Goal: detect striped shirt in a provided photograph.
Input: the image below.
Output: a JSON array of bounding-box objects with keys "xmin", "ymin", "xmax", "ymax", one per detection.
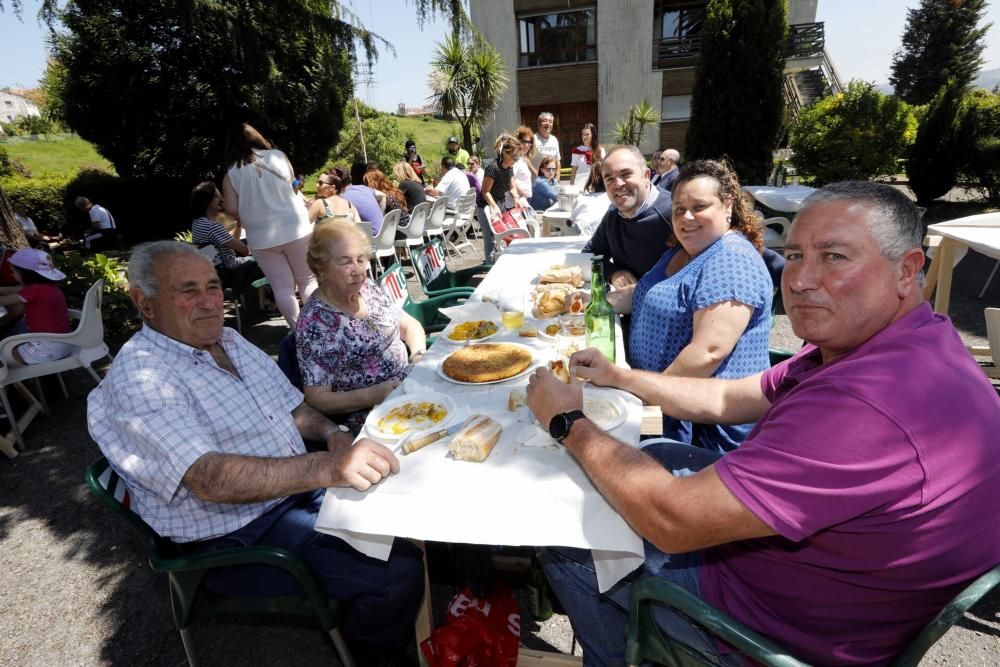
[
  {"xmin": 88, "ymin": 325, "xmax": 306, "ymax": 542},
  {"xmin": 191, "ymin": 216, "xmax": 239, "ymax": 269}
]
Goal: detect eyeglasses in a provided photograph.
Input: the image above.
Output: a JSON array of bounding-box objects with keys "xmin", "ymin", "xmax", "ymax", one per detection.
[
  {"xmin": 520, "ymin": 139, "xmax": 533, "ymax": 145},
  {"xmin": 542, "ymin": 167, "xmax": 557, "ymax": 172}
]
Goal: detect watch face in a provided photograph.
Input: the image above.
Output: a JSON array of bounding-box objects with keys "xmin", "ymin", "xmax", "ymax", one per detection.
[{"xmin": 548, "ymin": 413, "xmax": 569, "ymax": 441}]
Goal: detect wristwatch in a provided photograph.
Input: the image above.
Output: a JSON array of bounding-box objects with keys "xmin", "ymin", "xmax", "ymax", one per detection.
[{"xmin": 549, "ymin": 410, "xmax": 587, "ymax": 443}]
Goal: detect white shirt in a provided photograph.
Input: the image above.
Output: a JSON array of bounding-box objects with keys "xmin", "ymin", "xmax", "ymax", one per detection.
[
  {"xmin": 436, "ymin": 167, "xmax": 470, "ymax": 205},
  {"xmin": 88, "ymin": 325, "xmax": 306, "ymax": 542},
  {"xmin": 506, "ymin": 158, "xmax": 533, "ymax": 208},
  {"xmin": 89, "ymin": 204, "xmax": 115, "ymax": 230},
  {"xmin": 14, "ymin": 213, "xmax": 38, "ymax": 236},
  {"xmin": 571, "ymin": 192, "xmax": 612, "ymax": 238},
  {"xmin": 226, "ymin": 148, "xmax": 312, "ymax": 249},
  {"xmin": 533, "ymin": 132, "xmax": 561, "ymax": 170}
]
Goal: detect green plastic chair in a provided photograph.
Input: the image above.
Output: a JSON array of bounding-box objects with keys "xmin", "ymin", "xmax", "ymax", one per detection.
[
  {"xmin": 84, "ymin": 457, "xmax": 356, "ymax": 667},
  {"xmin": 625, "ymin": 564, "xmax": 1000, "ymax": 667},
  {"xmin": 376, "ymin": 262, "xmax": 471, "ymax": 337},
  {"xmin": 412, "ymin": 237, "xmax": 490, "ymax": 298}
]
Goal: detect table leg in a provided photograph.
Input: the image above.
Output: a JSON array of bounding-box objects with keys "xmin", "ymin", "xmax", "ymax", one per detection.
[{"xmin": 933, "ymin": 239, "xmax": 957, "ymax": 315}]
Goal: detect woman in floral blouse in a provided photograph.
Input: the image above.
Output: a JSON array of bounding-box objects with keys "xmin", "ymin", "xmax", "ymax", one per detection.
[{"xmin": 296, "ymin": 220, "xmax": 426, "ymax": 433}]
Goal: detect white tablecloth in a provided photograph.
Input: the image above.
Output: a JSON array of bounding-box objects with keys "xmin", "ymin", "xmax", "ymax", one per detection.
[
  {"xmin": 315, "ymin": 237, "xmax": 645, "ymax": 592},
  {"xmin": 927, "ymin": 213, "xmax": 1000, "ymax": 261},
  {"xmin": 743, "ymin": 184, "xmax": 817, "ymax": 213}
]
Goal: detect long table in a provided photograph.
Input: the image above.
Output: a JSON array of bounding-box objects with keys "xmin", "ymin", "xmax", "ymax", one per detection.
[{"xmin": 315, "ymin": 237, "xmax": 646, "ymax": 663}]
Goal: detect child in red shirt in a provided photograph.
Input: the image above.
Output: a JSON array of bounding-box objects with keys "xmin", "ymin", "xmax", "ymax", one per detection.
[{"xmin": 0, "ymin": 249, "xmax": 73, "ymax": 364}]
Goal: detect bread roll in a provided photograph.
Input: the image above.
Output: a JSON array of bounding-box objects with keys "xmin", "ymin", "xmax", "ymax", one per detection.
[
  {"xmin": 448, "ymin": 415, "xmax": 502, "ymax": 462},
  {"xmin": 539, "ymin": 265, "xmax": 584, "ymax": 287},
  {"xmin": 508, "ymin": 388, "xmax": 528, "ymax": 411},
  {"xmin": 549, "ymin": 359, "xmax": 570, "ymax": 383}
]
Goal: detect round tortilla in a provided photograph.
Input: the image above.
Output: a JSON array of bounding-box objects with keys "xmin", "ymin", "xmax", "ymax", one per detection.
[{"xmin": 442, "ymin": 343, "xmax": 533, "ymax": 383}]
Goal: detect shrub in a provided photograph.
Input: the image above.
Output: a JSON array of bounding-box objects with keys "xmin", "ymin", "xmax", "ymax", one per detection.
[
  {"xmin": 58, "ymin": 252, "xmax": 138, "ymax": 352},
  {"xmin": 790, "ymin": 81, "xmax": 916, "ymax": 185},
  {"xmin": 327, "ymin": 100, "xmax": 408, "ymax": 172},
  {"xmin": 906, "ymin": 81, "xmax": 971, "ymax": 205},
  {"xmin": 0, "ymin": 173, "xmax": 72, "ymax": 234},
  {"xmin": 962, "ymin": 88, "xmax": 1000, "ymax": 206}
]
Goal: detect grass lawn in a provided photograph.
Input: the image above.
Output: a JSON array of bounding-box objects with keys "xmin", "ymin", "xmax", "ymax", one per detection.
[
  {"xmin": 395, "ymin": 115, "xmax": 463, "ymax": 159},
  {"xmin": 1, "ymin": 134, "xmax": 115, "ymax": 177}
]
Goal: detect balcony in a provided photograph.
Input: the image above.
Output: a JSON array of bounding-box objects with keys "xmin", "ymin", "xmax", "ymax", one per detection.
[{"xmin": 652, "ymin": 21, "xmax": 825, "ymax": 70}]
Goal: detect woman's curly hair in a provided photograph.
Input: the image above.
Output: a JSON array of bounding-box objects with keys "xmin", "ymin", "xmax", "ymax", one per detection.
[{"xmin": 669, "ymin": 158, "xmax": 763, "ymax": 252}]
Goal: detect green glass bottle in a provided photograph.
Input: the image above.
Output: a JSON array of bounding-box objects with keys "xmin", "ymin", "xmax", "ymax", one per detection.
[{"xmin": 585, "ymin": 256, "xmax": 616, "ymax": 363}]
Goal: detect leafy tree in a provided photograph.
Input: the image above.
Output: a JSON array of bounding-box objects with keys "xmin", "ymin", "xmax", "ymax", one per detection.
[
  {"xmin": 685, "ymin": 0, "xmax": 787, "ymax": 183},
  {"xmin": 427, "ymin": 34, "xmax": 508, "ymax": 153},
  {"xmin": 611, "ymin": 100, "xmax": 661, "ymax": 147},
  {"xmin": 906, "ymin": 81, "xmax": 973, "ymax": 204},
  {"xmin": 963, "ymin": 88, "xmax": 1000, "ymax": 205},
  {"xmin": 328, "ymin": 99, "xmax": 408, "ymax": 173},
  {"xmin": 790, "ymin": 81, "xmax": 916, "ymax": 185},
  {"xmin": 890, "ymin": 0, "xmax": 991, "ymax": 106}
]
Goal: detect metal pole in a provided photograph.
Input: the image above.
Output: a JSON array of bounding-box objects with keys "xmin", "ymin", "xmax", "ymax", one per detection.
[{"xmin": 354, "ymin": 97, "xmax": 368, "ymax": 164}]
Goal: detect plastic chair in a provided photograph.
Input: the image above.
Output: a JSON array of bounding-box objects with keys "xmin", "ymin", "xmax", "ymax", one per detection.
[
  {"xmin": 424, "ymin": 197, "xmax": 448, "ymax": 242},
  {"xmin": 443, "ymin": 190, "xmax": 478, "ymax": 257},
  {"xmin": 762, "ymin": 217, "xmax": 790, "ymax": 249},
  {"xmin": 395, "ymin": 201, "xmax": 430, "ymax": 263},
  {"xmin": 0, "ymin": 279, "xmax": 110, "ymax": 452},
  {"xmin": 376, "ymin": 262, "xmax": 471, "ymax": 336},
  {"xmin": 84, "ymin": 457, "xmax": 356, "ymax": 667},
  {"xmin": 411, "ymin": 238, "xmax": 490, "ymax": 298},
  {"xmin": 625, "ymin": 564, "xmax": 1000, "ymax": 667},
  {"xmin": 371, "ymin": 209, "xmax": 400, "ymax": 275}
]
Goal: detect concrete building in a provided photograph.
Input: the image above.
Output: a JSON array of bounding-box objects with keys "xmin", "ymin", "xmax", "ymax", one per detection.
[
  {"xmin": 470, "ymin": 0, "xmax": 841, "ymax": 163},
  {"xmin": 0, "ymin": 89, "xmax": 41, "ymax": 125}
]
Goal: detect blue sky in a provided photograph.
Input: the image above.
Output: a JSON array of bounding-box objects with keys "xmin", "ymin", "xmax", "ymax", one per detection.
[{"xmin": 1, "ymin": 1, "xmax": 999, "ymax": 112}]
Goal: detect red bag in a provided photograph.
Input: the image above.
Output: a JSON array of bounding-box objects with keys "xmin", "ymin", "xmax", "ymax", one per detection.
[
  {"xmin": 420, "ymin": 582, "xmax": 521, "ymax": 667},
  {"xmin": 490, "ymin": 208, "xmax": 531, "ymax": 246},
  {"xmin": 0, "ymin": 247, "xmax": 19, "ymax": 286}
]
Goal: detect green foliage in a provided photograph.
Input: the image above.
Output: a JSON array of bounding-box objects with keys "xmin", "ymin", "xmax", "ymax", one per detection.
[
  {"xmin": 906, "ymin": 81, "xmax": 971, "ymax": 204},
  {"xmin": 58, "ymin": 251, "xmax": 138, "ymax": 352},
  {"xmin": 962, "ymin": 88, "xmax": 1000, "ymax": 205},
  {"xmin": 686, "ymin": 0, "xmax": 788, "ymax": 184},
  {"xmin": 790, "ymin": 81, "xmax": 916, "ymax": 185},
  {"xmin": 173, "ymin": 229, "xmax": 193, "ymax": 243},
  {"xmin": 611, "ymin": 100, "xmax": 660, "ymax": 147},
  {"xmin": 0, "ymin": 146, "xmax": 11, "ymax": 178},
  {"xmin": 890, "ymin": 0, "xmax": 990, "ymax": 106},
  {"xmin": 328, "ymin": 99, "xmax": 408, "ymax": 173},
  {"xmin": 52, "ymin": 0, "xmax": 358, "ymax": 179},
  {"xmin": 0, "ymin": 173, "xmax": 71, "ymax": 234},
  {"xmin": 14, "ymin": 115, "xmax": 57, "ymax": 136},
  {"xmin": 427, "ymin": 34, "xmax": 508, "ymax": 152}
]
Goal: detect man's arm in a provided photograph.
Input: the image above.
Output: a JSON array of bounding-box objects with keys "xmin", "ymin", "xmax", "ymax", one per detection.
[
  {"xmin": 291, "ymin": 400, "xmax": 353, "ymax": 448},
  {"xmin": 526, "ymin": 370, "xmax": 774, "ymax": 553},
  {"xmin": 570, "ymin": 347, "xmax": 771, "ymax": 426}
]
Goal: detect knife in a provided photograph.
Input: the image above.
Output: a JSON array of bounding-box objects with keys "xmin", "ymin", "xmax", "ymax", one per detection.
[{"xmin": 400, "ymin": 421, "xmax": 464, "ymax": 455}]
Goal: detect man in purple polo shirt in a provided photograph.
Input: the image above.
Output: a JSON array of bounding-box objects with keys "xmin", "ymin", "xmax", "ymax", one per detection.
[{"xmin": 527, "ymin": 181, "xmax": 1000, "ymax": 665}]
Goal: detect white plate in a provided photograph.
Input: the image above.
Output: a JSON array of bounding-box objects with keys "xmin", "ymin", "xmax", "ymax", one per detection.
[
  {"xmin": 536, "ymin": 319, "xmax": 562, "ymax": 342},
  {"xmin": 530, "ymin": 387, "xmax": 628, "ymax": 432},
  {"xmin": 439, "ymin": 319, "xmax": 501, "ymax": 345},
  {"xmin": 365, "ymin": 391, "xmax": 459, "ymax": 441},
  {"xmin": 437, "ymin": 343, "xmax": 538, "ymax": 385}
]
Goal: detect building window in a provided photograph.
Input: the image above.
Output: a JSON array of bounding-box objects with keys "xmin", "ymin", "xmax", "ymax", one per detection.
[
  {"xmin": 653, "ymin": 1, "xmax": 706, "ymax": 67},
  {"xmin": 518, "ymin": 9, "xmax": 596, "ymax": 68},
  {"xmin": 661, "ymin": 95, "xmax": 692, "ymax": 121}
]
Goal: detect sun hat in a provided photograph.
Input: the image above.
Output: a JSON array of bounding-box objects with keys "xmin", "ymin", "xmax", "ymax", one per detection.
[
  {"xmin": 447, "ymin": 136, "xmax": 459, "ymax": 144},
  {"xmin": 9, "ymin": 248, "xmax": 66, "ymax": 281}
]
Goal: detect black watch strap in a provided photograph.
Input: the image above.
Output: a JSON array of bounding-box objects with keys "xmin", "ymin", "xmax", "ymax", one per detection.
[{"xmin": 550, "ymin": 410, "xmax": 587, "ymax": 443}]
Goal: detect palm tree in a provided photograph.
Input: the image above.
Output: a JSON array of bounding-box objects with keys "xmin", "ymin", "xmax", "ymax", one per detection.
[
  {"xmin": 611, "ymin": 99, "xmax": 661, "ymax": 147},
  {"xmin": 427, "ymin": 34, "xmax": 508, "ymax": 153}
]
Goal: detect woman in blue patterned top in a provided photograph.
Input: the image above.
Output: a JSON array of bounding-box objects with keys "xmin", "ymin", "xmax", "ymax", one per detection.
[{"xmin": 628, "ymin": 160, "xmax": 773, "ymax": 452}]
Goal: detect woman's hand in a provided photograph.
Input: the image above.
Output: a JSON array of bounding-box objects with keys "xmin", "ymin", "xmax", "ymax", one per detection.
[
  {"xmin": 606, "ymin": 286, "xmax": 634, "ymax": 314},
  {"xmin": 489, "ymin": 204, "xmax": 502, "ymax": 220},
  {"xmin": 609, "ymin": 270, "xmax": 638, "ymax": 290}
]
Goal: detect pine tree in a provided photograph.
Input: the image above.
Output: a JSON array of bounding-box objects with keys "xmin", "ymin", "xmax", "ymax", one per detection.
[
  {"xmin": 685, "ymin": 0, "xmax": 787, "ymax": 184},
  {"xmin": 890, "ymin": 0, "xmax": 991, "ymax": 106}
]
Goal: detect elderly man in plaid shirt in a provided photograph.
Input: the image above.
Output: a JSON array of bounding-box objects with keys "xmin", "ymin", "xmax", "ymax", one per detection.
[{"xmin": 88, "ymin": 241, "xmax": 423, "ymax": 662}]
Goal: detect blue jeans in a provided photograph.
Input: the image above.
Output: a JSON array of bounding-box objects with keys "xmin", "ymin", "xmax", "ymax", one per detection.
[
  {"xmin": 187, "ymin": 489, "xmax": 424, "ymax": 648},
  {"xmin": 542, "ymin": 440, "xmax": 742, "ymax": 666}
]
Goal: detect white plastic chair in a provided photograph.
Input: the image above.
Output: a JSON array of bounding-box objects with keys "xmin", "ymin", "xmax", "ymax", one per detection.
[
  {"xmin": 985, "ymin": 308, "xmax": 1000, "ymax": 380},
  {"xmin": 443, "ymin": 190, "xmax": 477, "ymax": 256},
  {"xmin": 372, "ymin": 209, "xmax": 400, "ymax": 275},
  {"xmin": 425, "ymin": 197, "xmax": 448, "ymax": 242},
  {"xmin": 395, "ymin": 201, "xmax": 430, "ymax": 262},
  {"xmin": 762, "ymin": 217, "xmax": 791, "ymax": 248},
  {"xmin": 0, "ymin": 279, "xmax": 111, "ymax": 454}
]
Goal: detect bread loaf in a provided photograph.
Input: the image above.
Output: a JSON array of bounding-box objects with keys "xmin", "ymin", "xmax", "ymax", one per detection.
[
  {"xmin": 549, "ymin": 359, "xmax": 571, "ymax": 383},
  {"xmin": 539, "ymin": 264, "xmax": 584, "ymax": 287},
  {"xmin": 448, "ymin": 415, "xmax": 502, "ymax": 462}
]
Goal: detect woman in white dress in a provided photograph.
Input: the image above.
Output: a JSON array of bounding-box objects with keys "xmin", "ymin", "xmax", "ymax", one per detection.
[
  {"xmin": 508, "ymin": 126, "xmax": 536, "ymax": 208},
  {"xmin": 570, "ymin": 123, "xmax": 606, "ymax": 190}
]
